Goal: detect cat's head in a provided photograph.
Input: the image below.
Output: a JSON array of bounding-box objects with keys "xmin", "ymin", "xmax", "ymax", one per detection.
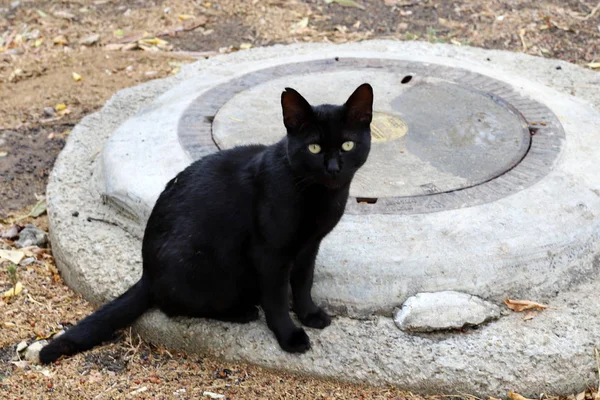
[{"xmin": 281, "ymin": 83, "xmax": 373, "ymax": 189}]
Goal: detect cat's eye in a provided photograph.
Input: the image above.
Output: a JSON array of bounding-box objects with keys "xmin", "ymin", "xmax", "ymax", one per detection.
[
  {"xmin": 342, "ymin": 141, "xmax": 355, "ymax": 151},
  {"xmin": 308, "ymin": 144, "xmax": 322, "ymax": 154}
]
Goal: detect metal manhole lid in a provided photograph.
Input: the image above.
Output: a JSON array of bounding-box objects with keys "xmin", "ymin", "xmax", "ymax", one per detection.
[{"xmin": 178, "ymin": 58, "xmax": 564, "ymax": 214}]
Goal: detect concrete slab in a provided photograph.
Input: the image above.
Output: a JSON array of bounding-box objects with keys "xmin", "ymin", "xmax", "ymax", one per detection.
[{"xmin": 47, "ymin": 40, "xmax": 600, "ymax": 396}]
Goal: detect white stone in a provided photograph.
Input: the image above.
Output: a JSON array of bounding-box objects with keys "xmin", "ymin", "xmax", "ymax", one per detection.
[
  {"xmin": 394, "ymin": 291, "xmax": 501, "ymax": 332},
  {"xmin": 25, "ymin": 340, "xmax": 48, "ymax": 363}
]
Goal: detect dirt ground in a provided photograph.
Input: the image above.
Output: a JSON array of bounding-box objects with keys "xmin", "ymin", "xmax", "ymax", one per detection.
[{"xmin": 0, "ymin": 0, "xmax": 599, "ymax": 398}]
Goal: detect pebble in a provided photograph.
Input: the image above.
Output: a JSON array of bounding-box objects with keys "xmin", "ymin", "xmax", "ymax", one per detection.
[
  {"xmin": 15, "ymin": 224, "xmax": 48, "ymax": 248},
  {"xmin": 394, "ymin": 291, "xmax": 501, "ymax": 333},
  {"xmin": 43, "ymin": 107, "xmax": 56, "ymax": 118},
  {"xmin": 25, "ymin": 340, "xmax": 48, "ymax": 363},
  {"xmin": 79, "ymin": 33, "xmax": 101, "ymax": 46},
  {"xmin": 1, "ymin": 224, "xmax": 19, "ymax": 239}
]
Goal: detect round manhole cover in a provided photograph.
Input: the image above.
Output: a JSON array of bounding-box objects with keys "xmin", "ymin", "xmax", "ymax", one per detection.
[{"xmin": 179, "ymin": 58, "xmax": 564, "ymax": 214}]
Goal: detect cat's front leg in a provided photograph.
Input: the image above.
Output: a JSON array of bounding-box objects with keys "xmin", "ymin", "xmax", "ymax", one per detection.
[
  {"xmin": 257, "ymin": 254, "xmax": 310, "ymax": 353},
  {"xmin": 291, "ymin": 242, "xmax": 332, "ymax": 329}
]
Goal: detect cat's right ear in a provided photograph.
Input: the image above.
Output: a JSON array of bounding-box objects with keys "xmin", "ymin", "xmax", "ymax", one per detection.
[{"xmin": 281, "ymin": 88, "xmax": 313, "ymax": 133}]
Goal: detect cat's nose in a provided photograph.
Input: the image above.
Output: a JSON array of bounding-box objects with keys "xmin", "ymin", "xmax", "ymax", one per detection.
[{"xmin": 326, "ymin": 158, "xmax": 341, "ymax": 176}]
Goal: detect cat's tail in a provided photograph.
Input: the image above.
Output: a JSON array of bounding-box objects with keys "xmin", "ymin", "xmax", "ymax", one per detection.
[{"xmin": 39, "ymin": 275, "xmax": 153, "ymax": 364}]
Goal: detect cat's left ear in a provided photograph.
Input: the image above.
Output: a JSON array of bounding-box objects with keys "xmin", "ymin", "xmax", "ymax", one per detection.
[{"xmin": 345, "ymin": 83, "xmax": 373, "ymax": 125}]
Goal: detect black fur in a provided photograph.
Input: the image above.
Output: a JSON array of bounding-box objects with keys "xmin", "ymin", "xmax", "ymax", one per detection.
[{"xmin": 39, "ymin": 83, "xmax": 373, "ymax": 364}]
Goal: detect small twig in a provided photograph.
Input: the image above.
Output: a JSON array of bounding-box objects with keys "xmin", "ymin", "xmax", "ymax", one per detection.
[
  {"xmin": 156, "ymin": 20, "xmax": 207, "ymax": 37},
  {"xmin": 26, "ymin": 293, "xmax": 45, "ymax": 308},
  {"xmin": 519, "ymin": 29, "xmax": 528, "ymax": 52},
  {"xmin": 573, "ymin": 1, "xmax": 600, "ymax": 20},
  {"xmin": 169, "ymin": 50, "xmax": 220, "ymax": 59}
]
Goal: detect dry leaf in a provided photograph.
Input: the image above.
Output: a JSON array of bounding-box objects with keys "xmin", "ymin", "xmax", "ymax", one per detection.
[
  {"xmin": 53, "ymin": 35, "xmax": 68, "ymax": 46},
  {"xmin": 140, "ymin": 37, "xmax": 168, "ymax": 46},
  {"xmin": 504, "ymin": 299, "xmax": 548, "ymax": 312},
  {"xmin": 178, "ymin": 14, "xmax": 194, "ymax": 20},
  {"xmin": 508, "ymin": 391, "xmax": 536, "ymax": 400},
  {"xmin": 240, "ymin": 43, "xmax": 252, "ymax": 50},
  {"xmin": 2, "ymin": 282, "xmax": 23, "ymax": 300},
  {"xmin": 35, "ymin": 329, "xmax": 62, "ymax": 341},
  {"xmin": 0, "ymin": 249, "xmax": 25, "ymax": 264},
  {"xmin": 28, "ymin": 198, "xmax": 47, "ymax": 217},
  {"xmin": 588, "ymin": 62, "xmax": 600, "ymax": 70},
  {"xmin": 291, "ymin": 17, "xmax": 309, "ymax": 32},
  {"xmin": 72, "ymin": 72, "xmax": 82, "ymax": 82},
  {"xmin": 55, "ymin": 103, "xmax": 67, "ymax": 111}
]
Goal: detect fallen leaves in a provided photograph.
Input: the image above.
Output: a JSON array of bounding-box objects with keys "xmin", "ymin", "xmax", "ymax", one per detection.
[
  {"xmin": 2, "ymin": 281, "xmax": 24, "ymax": 300},
  {"xmin": 290, "ymin": 17, "xmax": 310, "ymax": 33},
  {"xmin": 0, "ymin": 249, "xmax": 25, "ymax": 264},
  {"xmin": 508, "ymin": 391, "xmax": 535, "ymax": 400},
  {"xmin": 504, "ymin": 299, "xmax": 549, "ymax": 312},
  {"xmin": 72, "ymin": 72, "xmax": 82, "ymax": 82},
  {"xmin": 51, "ymin": 104, "xmax": 71, "ymax": 118},
  {"xmin": 14, "ymin": 197, "xmax": 48, "ymax": 221},
  {"xmin": 53, "ymin": 35, "xmax": 69, "ymax": 46},
  {"xmin": 588, "ymin": 62, "xmax": 600, "ymax": 70}
]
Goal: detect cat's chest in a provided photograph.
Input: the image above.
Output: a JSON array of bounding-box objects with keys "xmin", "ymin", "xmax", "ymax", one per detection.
[{"xmin": 295, "ymin": 191, "xmax": 347, "ymax": 239}]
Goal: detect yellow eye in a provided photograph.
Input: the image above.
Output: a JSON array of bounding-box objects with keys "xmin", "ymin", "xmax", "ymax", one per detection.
[
  {"xmin": 342, "ymin": 141, "xmax": 355, "ymax": 151},
  {"xmin": 308, "ymin": 144, "xmax": 321, "ymax": 154}
]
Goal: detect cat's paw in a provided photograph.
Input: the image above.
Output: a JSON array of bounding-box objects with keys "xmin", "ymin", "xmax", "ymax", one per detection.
[
  {"xmin": 278, "ymin": 328, "xmax": 311, "ymax": 353},
  {"xmin": 298, "ymin": 308, "xmax": 331, "ymax": 329}
]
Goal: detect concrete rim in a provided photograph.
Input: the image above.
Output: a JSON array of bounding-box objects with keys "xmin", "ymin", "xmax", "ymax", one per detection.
[
  {"xmin": 47, "ymin": 40, "xmax": 600, "ymax": 396},
  {"xmin": 96, "ymin": 44, "xmax": 596, "ymax": 318}
]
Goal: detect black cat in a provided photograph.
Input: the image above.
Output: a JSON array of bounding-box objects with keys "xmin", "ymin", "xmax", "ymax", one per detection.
[{"xmin": 39, "ymin": 83, "xmax": 373, "ymax": 364}]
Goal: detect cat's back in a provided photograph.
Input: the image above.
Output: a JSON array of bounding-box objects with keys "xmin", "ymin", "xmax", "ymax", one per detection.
[
  {"xmin": 145, "ymin": 145, "xmax": 267, "ymax": 238},
  {"xmin": 167, "ymin": 144, "xmax": 266, "ymax": 197}
]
